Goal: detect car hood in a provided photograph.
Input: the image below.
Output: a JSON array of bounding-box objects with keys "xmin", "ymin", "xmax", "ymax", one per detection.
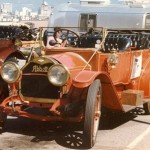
[{"xmin": 45, "ymin": 52, "xmax": 91, "ymax": 71}]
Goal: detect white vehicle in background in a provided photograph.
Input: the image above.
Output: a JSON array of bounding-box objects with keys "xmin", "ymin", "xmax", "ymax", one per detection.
[{"xmin": 48, "ymin": 0, "xmax": 150, "ymax": 33}]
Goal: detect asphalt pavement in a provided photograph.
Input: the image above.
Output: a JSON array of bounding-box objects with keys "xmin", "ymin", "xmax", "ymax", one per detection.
[{"xmin": 0, "ymin": 106, "xmax": 150, "ymax": 150}]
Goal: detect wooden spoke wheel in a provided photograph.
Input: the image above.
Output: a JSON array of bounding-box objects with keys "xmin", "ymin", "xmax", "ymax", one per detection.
[{"xmin": 83, "ymin": 79, "xmax": 102, "ymax": 148}]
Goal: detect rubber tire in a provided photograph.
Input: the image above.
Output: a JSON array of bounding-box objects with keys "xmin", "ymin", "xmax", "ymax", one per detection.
[
  {"xmin": 143, "ymin": 102, "xmax": 150, "ymax": 115},
  {"xmin": 0, "ymin": 77, "xmax": 9, "ymax": 133},
  {"xmin": 0, "ymin": 77, "xmax": 9, "ymax": 104},
  {"xmin": 83, "ymin": 79, "xmax": 101, "ymax": 148},
  {"xmin": 0, "ymin": 113, "xmax": 7, "ymax": 133}
]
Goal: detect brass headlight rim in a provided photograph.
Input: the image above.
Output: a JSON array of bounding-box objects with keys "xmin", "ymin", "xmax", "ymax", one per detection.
[
  {"xmin": 1, "ymin": 61, "xmax": 21, "ymax": 83},
  {"xmin": 47, "ymin": 64, "xmax": 70, "ymax": 86}
]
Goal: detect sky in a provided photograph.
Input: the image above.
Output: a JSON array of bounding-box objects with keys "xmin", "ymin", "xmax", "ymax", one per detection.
[{"xmin": 0, "ymin": 0, "xmax": 117, "ymax": 11}]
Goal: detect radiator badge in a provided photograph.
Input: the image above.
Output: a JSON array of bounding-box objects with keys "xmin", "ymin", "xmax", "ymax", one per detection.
[{"xmin": 32, "ymin": 65, "xmax": 49, "ymax": 72}]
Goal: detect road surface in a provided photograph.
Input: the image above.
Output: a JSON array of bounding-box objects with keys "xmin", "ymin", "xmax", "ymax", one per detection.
[{"xmin": 0, "ymin": 106, "xmax": 150, "ymax": 150}]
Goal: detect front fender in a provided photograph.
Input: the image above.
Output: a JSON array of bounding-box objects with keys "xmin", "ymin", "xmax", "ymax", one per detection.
[
  {"xmin": 72, "ymin": 70, "xmax": 101, "ymax": 88},
  {"xmin": 72, "ymin": 70, "xmax": 124, "ymax": 111}
]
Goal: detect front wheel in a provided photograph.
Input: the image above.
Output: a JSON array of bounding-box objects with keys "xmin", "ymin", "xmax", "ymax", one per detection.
[
  {"xmin": 0, "ymin": 113, "xmax": 7, "ymax": 133},
  {"xmin": 0, "ymin": 77, "xmax": 9, "ymax": 133},
  {"xmin": 83, "ymin": 79, "xmax": 102, "ymax": 148},
  {"xmin": 0, "ymin": 77, "xmax": 9, "ymax": 104}
]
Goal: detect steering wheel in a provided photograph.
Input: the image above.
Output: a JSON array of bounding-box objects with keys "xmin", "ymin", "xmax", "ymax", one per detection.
[{"xmin": 54, "ymin": 28, "xmax": 80, "ymax": 47}]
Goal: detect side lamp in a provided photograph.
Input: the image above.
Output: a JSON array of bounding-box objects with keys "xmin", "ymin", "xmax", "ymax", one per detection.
[{"xmin": 107, "ymin": 48, "xmax": 119, "ymax": 68}]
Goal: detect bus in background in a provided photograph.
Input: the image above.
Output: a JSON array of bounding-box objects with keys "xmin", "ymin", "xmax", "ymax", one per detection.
[{"xmin": 47, "ymin": 0, "xmax": 150, "ymax": 33}]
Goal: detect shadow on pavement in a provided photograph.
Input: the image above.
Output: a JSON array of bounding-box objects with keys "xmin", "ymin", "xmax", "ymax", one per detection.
[{"xmin": 2, "ymin": 106, "xmax": 146, "ymax": 149}]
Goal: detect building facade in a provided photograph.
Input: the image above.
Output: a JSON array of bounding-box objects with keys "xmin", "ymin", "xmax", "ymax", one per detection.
[{"xmin": 0, "ymin": 1, "xmax": 52, "ymax": 22}]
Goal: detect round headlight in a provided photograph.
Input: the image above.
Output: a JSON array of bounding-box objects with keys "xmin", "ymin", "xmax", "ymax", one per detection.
[
  {"xmin": 48, "ymin": 64, "xmax": 69, "ymax": 86},
  {"xmin": 1, "ymin": 62, "xmax": 21, "ymax": 83}
]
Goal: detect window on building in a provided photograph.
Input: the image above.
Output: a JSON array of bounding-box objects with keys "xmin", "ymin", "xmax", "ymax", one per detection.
[
  {"xmin": 79, "ymin": 14, "xmax": 97, "ymax": 32},
  {"xmin": 145, "ymin": 14, "xmax": 150, "ymax": 29}
]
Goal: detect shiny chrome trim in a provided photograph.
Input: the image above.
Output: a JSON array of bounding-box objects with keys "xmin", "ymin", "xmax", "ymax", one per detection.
[
  {"xmin": 21, "ymin": 56, "xmax": 59, "ymax": 70},
  {"xmin": 20, "ymin": 95, "xmax": 57, "ymax": 103},
  {"xmin": 47, "ymin": 64, "xmax": 70, "ymax": 86},
  {"xmin": 1, "ymin": 61, "xmax": 21, "ymax": 83}
]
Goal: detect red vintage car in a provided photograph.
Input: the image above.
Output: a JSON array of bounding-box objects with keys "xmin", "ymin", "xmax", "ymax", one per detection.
[
  {"xmin": 0, "ymin": 28, "xmax": 150, "ymax": 148},
  {"xmin": 0, "ymin": 24, "xmax": 38, "ymax": 66},
  {"xmin": 0, "ymin": 25, "xmax": 39, "ymax": 102}
]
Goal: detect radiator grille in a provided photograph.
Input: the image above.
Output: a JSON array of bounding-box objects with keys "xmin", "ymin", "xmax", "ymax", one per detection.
[
  {"xmin": 21, "ymin": 75, "xmax": 60, "ymax": 99},
  {"xmin": 20, "ymin": 58, "xmax": 60, "ymax": 99}
]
